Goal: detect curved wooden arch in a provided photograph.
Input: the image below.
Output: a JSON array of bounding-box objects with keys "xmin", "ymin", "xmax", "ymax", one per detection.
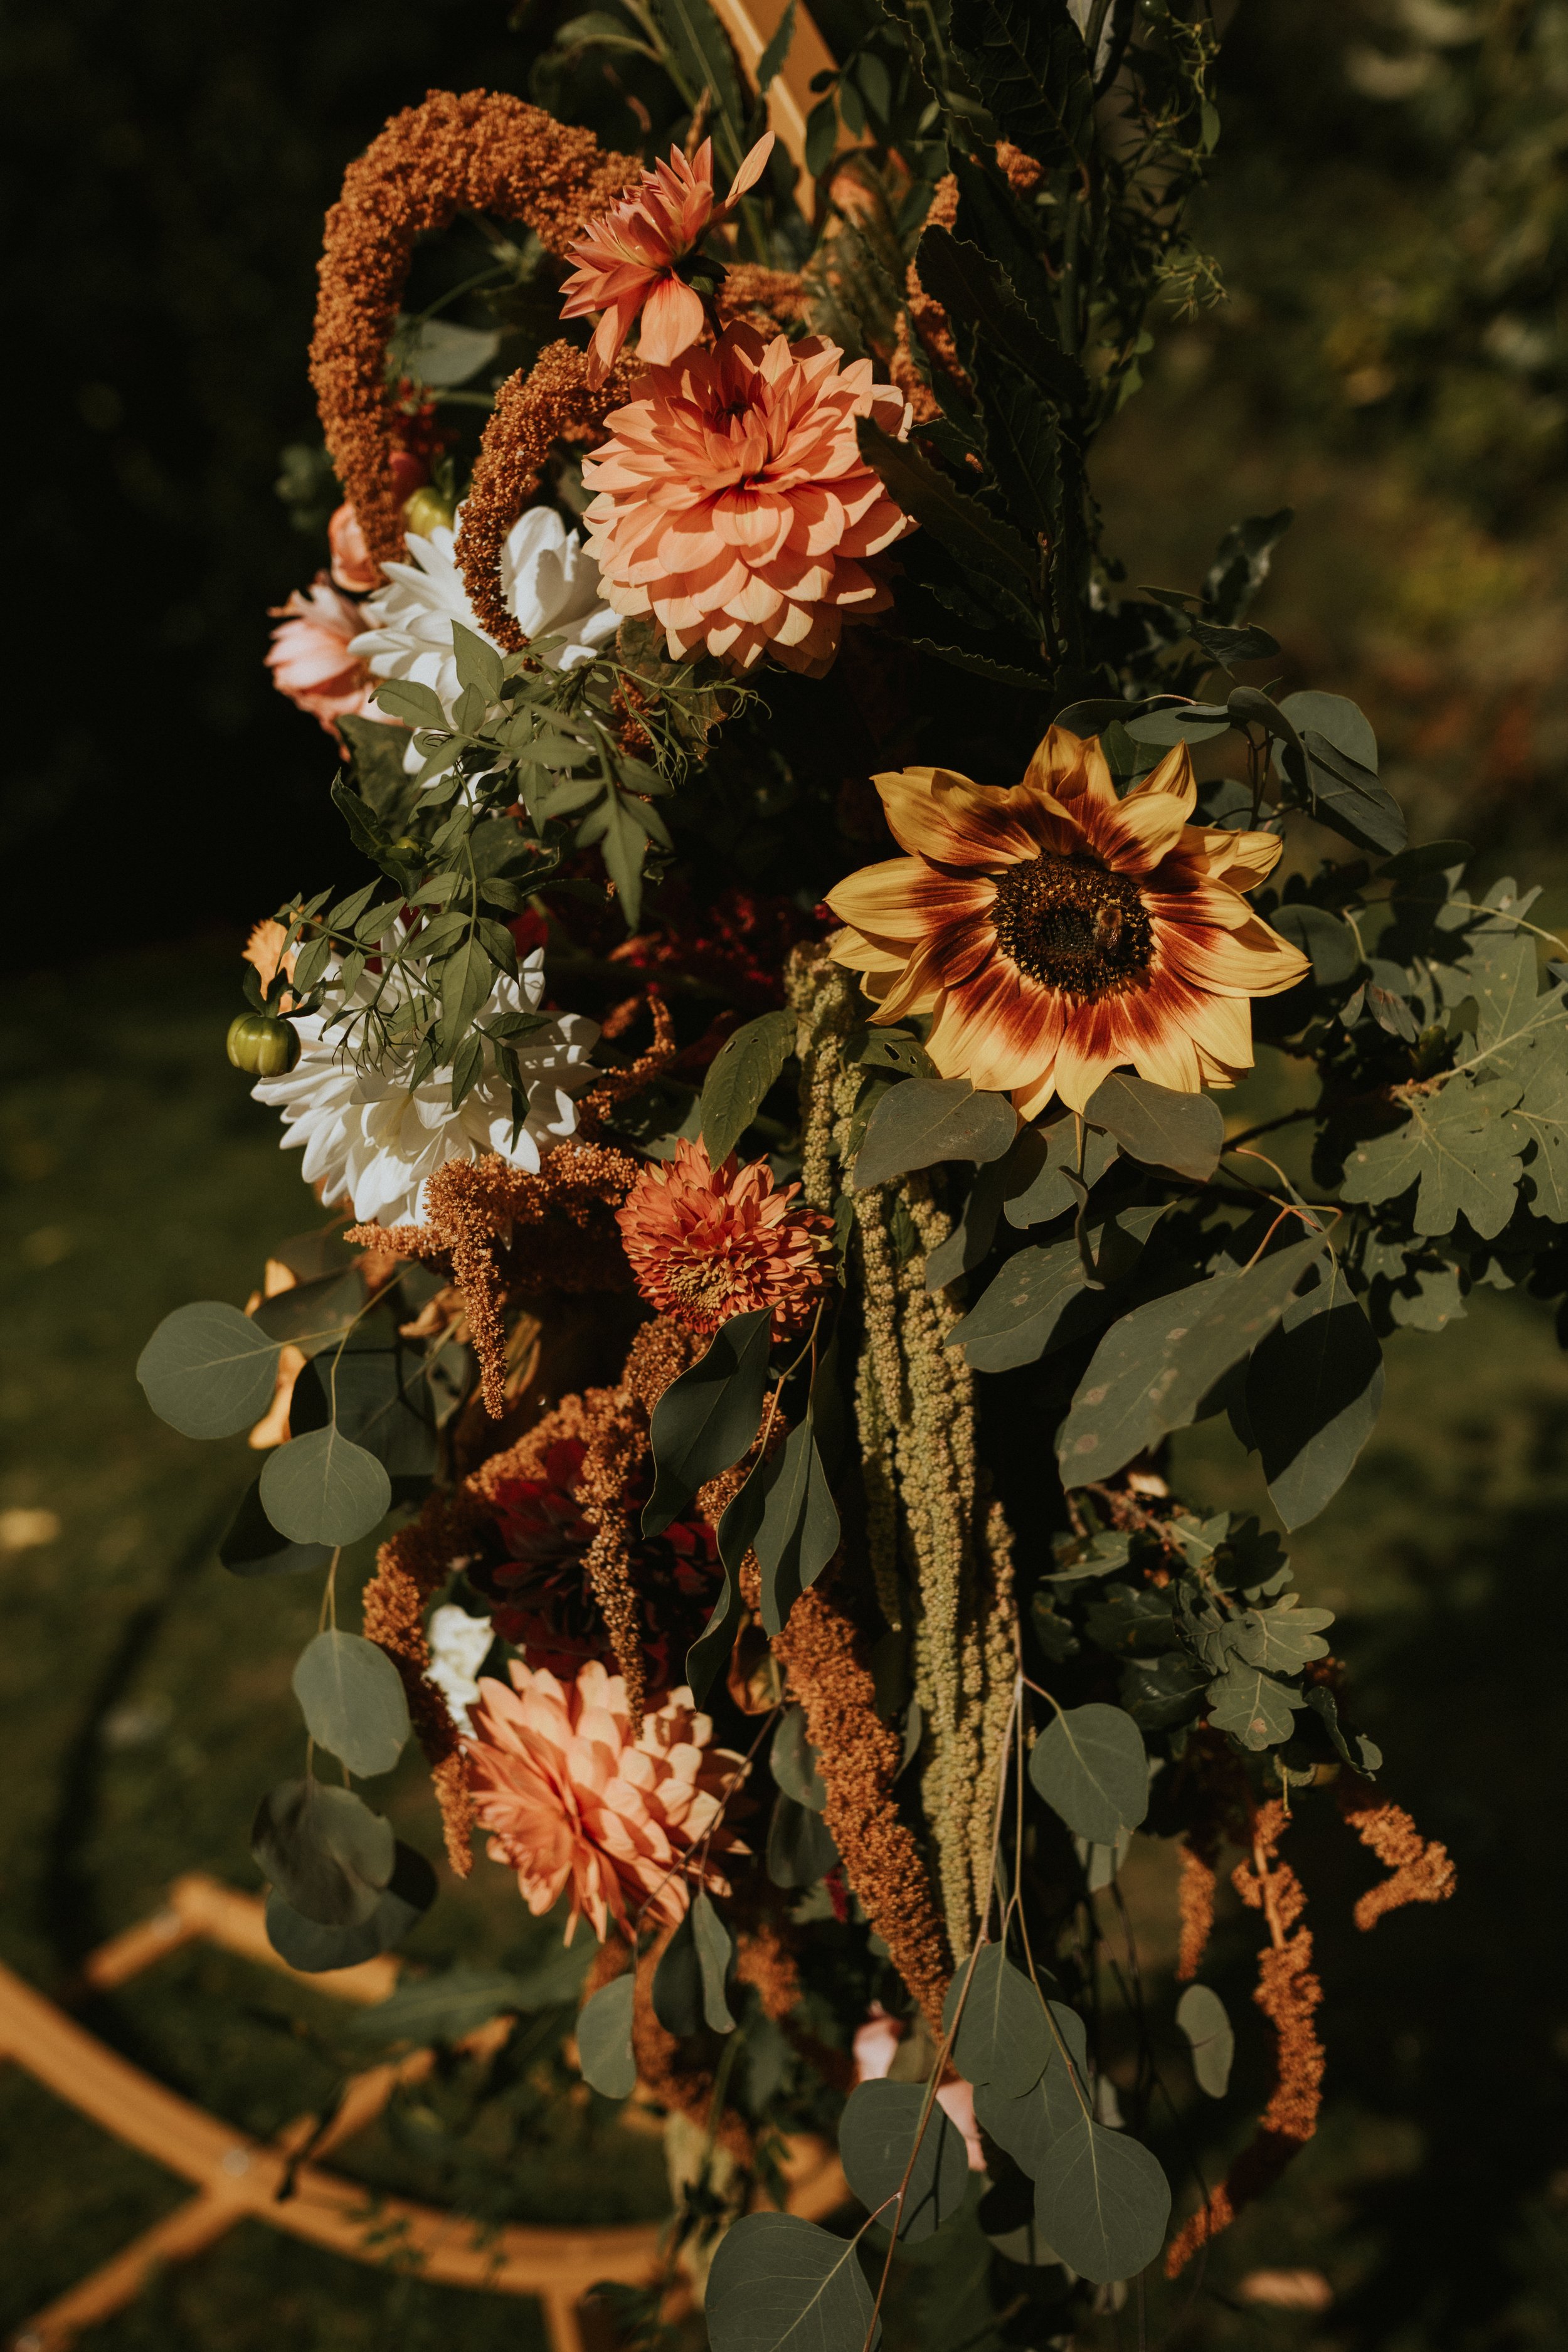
[{"xmin": 0, "ymin": 1875, "xmax": 847, "ymax": 2352}]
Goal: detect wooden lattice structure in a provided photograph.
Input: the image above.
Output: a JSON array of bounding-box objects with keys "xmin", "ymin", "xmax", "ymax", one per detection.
[{"xmin": 0, "ymin": 1875, "xmax": 846, "ymax": 2352}]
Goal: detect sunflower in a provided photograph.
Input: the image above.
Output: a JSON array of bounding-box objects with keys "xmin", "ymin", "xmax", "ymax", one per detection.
[{"xmin": 826, "ymin": 729, "xmax": 1310, "ymax": 1118}]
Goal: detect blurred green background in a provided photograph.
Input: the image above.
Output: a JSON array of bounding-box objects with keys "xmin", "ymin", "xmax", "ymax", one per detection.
[{"xmin": 4, "ymin": 0, "xmax": 1568, "ymax": 2344}]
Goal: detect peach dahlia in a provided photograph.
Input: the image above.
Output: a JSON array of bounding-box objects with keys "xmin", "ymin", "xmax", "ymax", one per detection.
[
  {"xmin": 827, "ymin": 728, "xmax": 1311, "ymax": 1118},
  {"xmin": 580, "ymin": 323, "xmax": 914, "ymax": 677},
  {"xmin": 617, "ymin": 1138, "xmax": 832, "ymax": 1341},
  {"xmin": 465, "ymin": 1658, "xmax": 746, "ymax": 1941},
  {"xmin": 559, "ymin": 132, "xmax": 774, "ymax": 382}
]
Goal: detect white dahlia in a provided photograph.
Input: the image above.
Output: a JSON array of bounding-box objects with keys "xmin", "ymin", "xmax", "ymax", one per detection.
[
  {"xmin": 350, "ymin": 503, "xmax": 617, "ymax": 721},
  {"xmin": 253, "ymin": 942, "xmax": 598, "ymax": 1228}
]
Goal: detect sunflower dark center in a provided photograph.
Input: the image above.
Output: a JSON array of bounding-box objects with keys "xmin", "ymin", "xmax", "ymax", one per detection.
[{"xmin": 990, "ymin": 854, "xmax": 1153, "ymax": 997}]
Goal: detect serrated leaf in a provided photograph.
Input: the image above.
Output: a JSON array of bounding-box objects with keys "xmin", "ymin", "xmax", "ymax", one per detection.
[
  {"xmin": 1247, "ymin": 1270, "xmax": 1383, "ymax": 1528},
  {"xmin": 258, "ymin": 1424, "xmax": 392, "ymax": 1547},
  {"xmin": 753, "ymin": 1411, "xmax": 840, "ymax": 1636},
  {"xmin": 839, "ymin": 2079, "xmax": 970, "ymax": 2242},
  {"xmin": 137, "ymin": 1302, "xmax": 280, "ymax": 1439},
  {"xmin": 1175, "ymin": 1984, "xmax": 1234, "ymax": 2097},
  {"xmin": 700, "ymin": 1010, "xmax": 797, "ymax": 1167},
  {"xmin": 1205, "ymin": 1660, "xmax": 1305, "ymax": 1749},
  {"xmin": 1057, "ymin": 1235, "xmax": 1328, "ymax": 1482},
  {"xmin": 853, "ymin": 1076, "xmax": 1017, "ymax": 1192},
  {"xmin": 1085, "ymin": 1071, "xmax": 1224, "ymax": 1182},
  {"xmin": 948, "ymin": 0, "xmax": 1093, "ymax": 169},
  {"xmin": 706, "ymin": 2212, "xmax": 880, "ymax": 2352},
  {"xmin": 942, "ymin": 1943, "xmax": 1050, "ymax": 2095},
  {"xmin": 576, "ymin": 1973, "xmax": 637, "ymax": 2099},
  {"xmin": 857, "ymin": 419, "xmax": 1042, "ymax": 631},
  {"xmin": 1028, "ymin": 1702, "xmax": 1148, "ymax": 1845},
  {"xmin": 644, "ymin": 1306, "xmax": 772, "ymax": 1536},
  {"xmin": 291, "ymin": 1630, "xmax": 411, "ymax": 1777},
  {"xmin": 1338, "ymin": 1079, "xmax": 1523, "ymax": 1239}
]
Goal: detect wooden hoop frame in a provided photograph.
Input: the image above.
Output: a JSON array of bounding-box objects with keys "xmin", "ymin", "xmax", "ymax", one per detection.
[{"xmin": 0, "ymin": 1875, "xmax": 846, "ymax": 2352}]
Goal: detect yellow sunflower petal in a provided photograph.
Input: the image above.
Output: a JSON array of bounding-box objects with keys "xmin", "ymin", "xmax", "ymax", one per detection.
[
  {"xmin": 874, "ymin": 766, "xmax": 1037, "ymax": 869},
  {"xmin": 825, "ymin": 856, "xmax": 992, "ymax": 942}
]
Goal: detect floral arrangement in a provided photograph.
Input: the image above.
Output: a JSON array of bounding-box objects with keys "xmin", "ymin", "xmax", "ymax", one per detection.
[{"xmin": 137, "ymin": 3, "xmax": 1568, "ymax": 2338}]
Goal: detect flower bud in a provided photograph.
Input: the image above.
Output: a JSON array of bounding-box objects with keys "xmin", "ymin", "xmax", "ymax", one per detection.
[
  {"xmin": 403, "ymin": 485, "xmax": 457, "ymax": 538},
  {"xmin": 227, "ymin": 1013, "xmax": 300, "ymax": 1078}
]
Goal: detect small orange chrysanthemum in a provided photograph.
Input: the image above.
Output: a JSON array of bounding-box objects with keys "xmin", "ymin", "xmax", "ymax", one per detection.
[
  {"xmin": 581, "ymin": 324, "xmax": 914, "ymax": 677},
  {"xmin": 465, "ymin": 1657, "xmax": 746, "ymax": 1942},
  {"xmin": 827, "ymin": 728, "xmax": 1311, "ymax": 1118},
  {"xmin": 617, "ymin": 1138, "xmax": 832, "ymax": 1340},
  {"xmin": 559, "ymin": 133, "xmax": 774, "ymax": 383}
]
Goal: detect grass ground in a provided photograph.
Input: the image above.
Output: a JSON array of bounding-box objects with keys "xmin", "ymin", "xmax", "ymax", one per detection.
[{"xmin": 4, "ymin": 944, "xmax": 1568, "ymax": 2348}]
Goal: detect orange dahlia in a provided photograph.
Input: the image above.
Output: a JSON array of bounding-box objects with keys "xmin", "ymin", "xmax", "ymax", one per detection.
[
  {"xmin": 827, "ymin": 729, "xmax": 1311, "ymax": 1118},
  {"xmin": 465, "ymin": 1657, "xmax": 746, "ymax": 1941},
  {"xmin": 616, "ymin": 1138, "xmax": 832, "ymax": 1340},
  {"xmin": 559, "ymin": 132, "xmax": 775, "ymax": 383},
  {"xmin": 581, "ymin": 324, "xmax": 914, "ymax": 677}
]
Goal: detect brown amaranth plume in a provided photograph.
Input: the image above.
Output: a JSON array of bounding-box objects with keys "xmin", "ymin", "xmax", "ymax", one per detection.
[
  {"xmin": 1337, "ymin": 1776, "xmax": 1456, "ymax": 1929},
  {"xmin": 309, "ymin": 89, "xmax": 637, "ymax": 564}
]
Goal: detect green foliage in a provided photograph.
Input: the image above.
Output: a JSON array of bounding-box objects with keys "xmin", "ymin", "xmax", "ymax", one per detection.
[
  {"xmin": 576, "ymin": 1974, "xmax": 638, "ymax": 2100},
  {"xmin": 289, "ymin": 1629, "xmax": 411, "ymax": 1778},
  {"xmin": 705, "ymin": 2213, "xmax": 880, "ymax": 2352},
  {"xmin": 838, "ymin": 2079, "xmax": 970, "ymax": 2242},
  {"xmin": 1175, "ymin": 1982, "xmax": 1234, "ymax": 2099},
  {"xmin": 1028, "ymin": 1702, "xmax": 1150, "ymax": 1846},
  {"xmin": 644, "ymin": 1307, "xmax": 773, "ymax": 1536}
]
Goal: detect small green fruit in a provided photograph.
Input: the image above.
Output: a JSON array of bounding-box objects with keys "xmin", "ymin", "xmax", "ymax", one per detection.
[
  {"xmin": 403, "ymin": 485, "xmax": 457, "ymax": 538},
  {"xmin": 227, "ymin": 1013, "xmax": 301, "ymax": 1078}
]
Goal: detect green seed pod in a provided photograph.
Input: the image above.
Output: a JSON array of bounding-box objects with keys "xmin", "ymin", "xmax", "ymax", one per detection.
[
  {"xmin": 226, "ymin": 1013, "xmax": 301, "ymax": 1078},
  {"xmin": 403, "ymin": 485, "xmax": 457, "ymax": 539}
]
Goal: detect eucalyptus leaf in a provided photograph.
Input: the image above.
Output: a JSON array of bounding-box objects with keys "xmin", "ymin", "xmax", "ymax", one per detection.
[
  {"xmin": 644, "ymin": 1307, "xmax": 772, "ymax": 1535},
  {"xmin": 766, "ymin": 1791, "xmax": 838, "ymax": 1889},
  {"xmin": 263, "ymin": 1840, "xmax": 436, "ymax": 1973},
  {"xmin": 251, "ymin": 1778, "xmax": 395, "ymax": 1929},
  {"xmin": 839, "ymin": 2079, "xmax": 970, "ymax": 2242},
  {"xmin": 651, "ymin": 1907, "xmax": 704, "ymax": 2038},
  {"xmin": 576, "ymin": 1973, "xmax": 637, "ymax": 2099},
  {"xmin": 706, "ymin": 2212, "xmax": 880, "ymax": 2352},
  {"xmin": 770, "ymin": 1705, "xmax": 827, "ymax": 1811},
  {"xmin": 692, "ymin": 1891, "xmax": 737, "ymax": 2033},
  {"xmin": 853, "ymin": 1078, "xmax": 1018, "ymax": 1193},
  {"xmin": 291, "ymin": 1630, "xmax": 411, "ymax": 1778},
  {"xmin": 753, "ymin": 1412, "xmax": 840, "ymax": 1636},
  {"xmin": 1175, "ymin": 1983, "xmax": 1234, "ymax": 2097},
  {"xmin": 137, "ymin": 1302, "xmax": 280, "ymax": 1439},
  {"xmin": 1028, "ymin": 1703, "xmax": 1148, "ymax": 1846},
  {"xmin": 218, "ymin": 1479, "xmax": 333, "ymax": 1580},
  {"xmin": 258, "ymin": 1425, "xmax": 392, "ymax": 1547},
  {"xmin": 700, "ymin": 1011, "xmax": 797, "ymax": 1167},
  {"xmin": 942, "ymin": 1942, "xmax": 1051, "ymax": 2095}
]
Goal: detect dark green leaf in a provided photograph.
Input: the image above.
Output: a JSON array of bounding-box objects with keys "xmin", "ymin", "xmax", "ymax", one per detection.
[
  {"xmin": 942, "ymin": 1943, "xmax": 1050, "ymax": 2095},
  {"xmin": 218, "ymin": 1479, "xmax": 334, "ymax": 1580},
  {"xmin": 1085, "ymin": 1072, "xmax": 1224, "ymax": 1182},
  {"xmin": 706, "ymin": 2212, "xmax": 879, "ymax": 2352},
  {"xmin": 948, "ymin": 1204, "xmax": 1167, "ymax": 1375},
  {"xmin": 289, "ymin": 1315, "xmax": 442, "ymax": 1489},
  {"xmin": 839, "ymin": 2079, "xmax": 970, "ymax": 2242},
  {"xmin": 756, "ymin": 0, "xmax": 795, "ymax": 88},
  {"xmin": 916, "ymin": 228, "xmax": 1082, "ymax": 406},
  {"xmin": 857, "ymin": 420, "xmax": 1042, "ymax": 630},
  {"xmin": 948, "ymin": 0, "xmax": 1093, "ymax": 169},
  {"xmin": 753, "ymin": 1412, "xmax": 840, "ymax": 1636},
  {"xmin": 1248, "ymin": 1273, "xmax": 1383, "ymax": 1529},
  {"xmin": 137, "ymin": 1302, "xmax": 280, "ymax": 1439},
  {"xmin": 1027, "ymin": 1702, "xmax": 1148, "ymax": 1845},
  {"xmin": 257, "ymin": 1424, "xmax": 392, "ymax": 1547},
  {"xmin": 644, "ymin": 1306, "xmax": 772, "ymax": 1536},
  {"xmin": 770, "ymin": 1705, "xmax": 827, "ymax": 1811},
  {"xmin": 1271, "ymin": 903, "xmax": 1362, "ymax": 988},
  {"xmin": 250, "ymin": 1267, "xmax": 366, "ymax": 1354},
  {"xmin": 374, "ymin": 677, "xmax": 449, "ymax": 731},
  {"xmin": 351, "ymin": 1959, "xmax": 587, "ymax": 2045},
  {"xmin": 1175, "ymin": 1984, "xmax": 1234, "ymax": 2097},
  {"xmin": 1203, "ymin": 511, "xmax": 1293, "ymax": 625},
  {"xmin": 692, "ymin": 1891, "xmax": 737, "ymax": 2033},
  {"xmin": 251, "ymin": 1777, "xmax": 395, "ymax": 1928},
  {"xmin": 701, "ymin": 1010, "xmax": 797, "ymax": 1167},
  {"xmin": 1338, "ymin": 1080, "xmax": 1524, "ymax": 1238},
  {"xmin": 1002, "ymin": 1121, "xmax": 1119, "ymax": 1228},
  {"xmin": 853, "ymin": 1077, "xmax": 1017, "ymax": 1192},
  {"xmin": 766, "ymin": 1790, "xmax": 838, "ymax": 1888},
  {"xmin": 577, "ymin": 1973, "xmax": 638, "ymax": 2099},
  {"xmin": 1205, "ymin": 1660, "xmax": 1305, "ymax": 1749},
  {"xmin": 649, "ymin": 0, "xmax": 752, "ymax": 176},
  {"xmin": 1033, "ymin": 2104, "xmax": 1170, "ymax": 2285},
  {"xmin": 450, "ymin": 621, "xmax": 505, "ymax": 699},
  {"xmin": 263, "ymin": 1841, "xmax": 436, "ymax": 1973},
  {"xmin": 652, "ymin": 1906, "xmax": 704, "ymax": 2038},
  {"xmin": 1057, "ymin": 1234, "xmax": 1328, "ymax": 1482},
  {"xmin": 291, "ymin": 1630, "xmax": 411, "ymax": 1777}
]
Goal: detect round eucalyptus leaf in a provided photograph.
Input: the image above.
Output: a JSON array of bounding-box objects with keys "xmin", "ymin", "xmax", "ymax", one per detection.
[
  {"xmin": 251, "ymin": 1777, "xmax": 395, "ymax": 1927},
  {"xmin": 292, "ymin": 1630, "xmax": 411, "ymax": 1777},
  {"xmin": 262, "ymin": 1840, "xmax": 435, "ymax": 1973},
  {"xmin": 941, "ymin": 1942, "xmax": 1051, "ymax": 2095},
  {"xmin": 258, "ymin": 1424, "xmax": 392, "ymax": 1547},
  {"xmin": 1175, "ymin": 1983, "xmax": 1234, "ymax": 2098},
  {"xmin": 218, "ymin": 1478, "xmax": 332, "ymax": 1580},
  {"xmin": 840, "ymin": 2078, "xmax": 970, "ymax": 2243},
  {"xmin": 137, "ymin": 1301, "xmax": 279, "ymax": 1439},
  {"xmin": 706, "ymin": 2212, "xmax": 881, "ymax": 2352},
  {"xmin": 1033, "ymin": 2115, "xmax": 1171, "ymax": 2285},
  {"xmin": 1028, "ymin": 1703, "xmax": 1148, "ymax": 1846},
  {"xmin": 576, "ymin": 1973, "xmax": 637, "ymax": 2099}
]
